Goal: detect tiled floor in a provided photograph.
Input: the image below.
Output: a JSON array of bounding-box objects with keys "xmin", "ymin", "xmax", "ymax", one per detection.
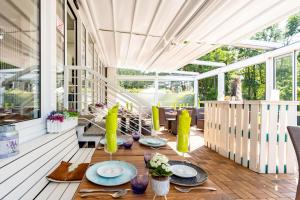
[{"xmin": 162, "ymin": 128, "xmax": 298, "ymax": 199}]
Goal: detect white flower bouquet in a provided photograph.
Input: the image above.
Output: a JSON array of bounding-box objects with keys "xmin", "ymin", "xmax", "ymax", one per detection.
[{"xmin": 149, "ymin": 153, "xmax": 173, "ymax": 177}]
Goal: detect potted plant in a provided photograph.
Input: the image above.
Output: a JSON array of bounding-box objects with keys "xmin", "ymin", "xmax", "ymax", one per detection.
[
  {"xmin": 149, "ymin": 153, "xmax": 173, "ymax": 197},
  {"xmin": 46, "ymin": 110, "xmax": 78, "ymax": 133}
]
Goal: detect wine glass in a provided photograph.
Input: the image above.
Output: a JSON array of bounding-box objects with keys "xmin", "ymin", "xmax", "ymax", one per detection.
[
  {"xmin": 104, "ymin": 137, "xmax": 118, "ymax": 160},
  {"xmin": 144, "ymin": 152, "xmax": 154, "ymax": 168},
  {"xmin": 132, "ymin": 131, "xmax": 141, "ymax": 141},
  {"xmin": 176, "ymin": 132, "xmax": 190, "ymax": 158},
  {"xmin": 123, "ymin": 136, "xmax": 134, "ymax": 149}
]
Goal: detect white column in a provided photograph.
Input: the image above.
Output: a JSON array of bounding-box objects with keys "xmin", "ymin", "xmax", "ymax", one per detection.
[
  {"xmin": 194, "ymin": 78, "xmax": 198, "ymax": 107},
  {"xmin": 266, "ymin": 57, "xmax": 274, "ymax": 100},
  {"xmin": 40, "ymin": 0, "xmax": 57, "ymax": 117},
  {"xmin": 217, "ymin": 73, "xmax": 225, "ymax": 100}
]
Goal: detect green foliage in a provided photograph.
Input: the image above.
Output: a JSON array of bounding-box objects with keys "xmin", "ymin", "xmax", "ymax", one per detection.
[
  {"xmin": 225, "ymin": 64, "xmax": 266, "ymax": 100},
  {"xmin": 119, "ymin": 80, "xmax": 154, "ymax": 90},
  {"xmin": 182, "ymin": 12, "xmax": 300, "ymax": 101},
  {"xmin": 4, "ymin": 89, "xmax": 34, "ymax": 107},
  {"xmin": 252, "ymin": 24, "xmax": 282, "ymax": 42},
  {"xmin": 275, "ymin": 55, "xmax": 293, "ymax": 100},
  {"xmin": 285, "ymin": 14, "xmax": 300, "ymax": 44}
]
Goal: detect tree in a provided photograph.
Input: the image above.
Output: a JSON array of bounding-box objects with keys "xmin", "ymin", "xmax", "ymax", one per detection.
[{"xmin": 285, "ymin": 14, "xmax": 300, "ymax": 44}]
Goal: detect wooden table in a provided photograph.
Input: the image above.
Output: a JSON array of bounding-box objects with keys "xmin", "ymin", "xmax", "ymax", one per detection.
[{"xmin": 73, "ymin": 134, "xmax": 230, "ymax": 200}]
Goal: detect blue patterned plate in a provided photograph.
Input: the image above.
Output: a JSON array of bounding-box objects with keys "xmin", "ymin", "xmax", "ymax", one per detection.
[
  {"xmin": 86, "ymin": 161, "xmax": 137, "ymax": 186},
  {"xmin": 139, "ymin": 137, "xmax": 167, "ymax": 147},
  {"xmin": 99, "ymin": 138, "xmax": 124, "ymax": 145}
]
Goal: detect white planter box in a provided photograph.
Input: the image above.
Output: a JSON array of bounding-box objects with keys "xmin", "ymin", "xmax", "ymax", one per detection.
[{"xmin": 47, "ymin": 117, "xmax": 78, "ymax": 133}]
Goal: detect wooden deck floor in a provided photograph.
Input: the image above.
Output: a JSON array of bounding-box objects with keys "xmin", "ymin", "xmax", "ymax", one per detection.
[{"xmin": 161, "ymin": 128, "xmax": 298, "ymax": 200}]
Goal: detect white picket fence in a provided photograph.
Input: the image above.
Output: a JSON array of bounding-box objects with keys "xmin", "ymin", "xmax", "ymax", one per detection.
[{"xmin": 204, "ymin": 101, "xmax": 298, "ymax": 173}]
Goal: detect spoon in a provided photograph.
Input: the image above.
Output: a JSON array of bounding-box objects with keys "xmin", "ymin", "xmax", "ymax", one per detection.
[
  {"xmin": 80, "ymin": 190, "xmax": 128, "ymax": 198},
  {"xmin": 174, "ymin": 186, "xmax": 217, "ymax": 193}
]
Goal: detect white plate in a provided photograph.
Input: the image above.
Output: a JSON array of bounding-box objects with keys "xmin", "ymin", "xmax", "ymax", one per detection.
[
  {"xmin": 170, "ymin": 165, "xmax": 197, "ymax": 178},
  {"xmin": 146, "ymin": 138, "xmax": 161, "ymax": 145},
  {"xmin": 99, "ymin": 138, "xmax": 124, "ymax": 145},
  {"xmin": 97, "ymin": 165, "xmax": 124, "ymax": 178}
]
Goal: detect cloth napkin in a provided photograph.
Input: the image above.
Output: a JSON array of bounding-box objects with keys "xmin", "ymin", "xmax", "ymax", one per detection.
[
  {"xmin": 152, "ymin": 106, "xmax": 160, "ymax": 131},
  {"xmin": 177, "ymin": 109, "xmax": 191, "ymax": 153},
  {"xmin": 105, "ymin": 104, "xmax": 119, "ymax": 153},
  {"xmin": 47, "ymin": 161, "xmax": 89, "ymax": 182}
]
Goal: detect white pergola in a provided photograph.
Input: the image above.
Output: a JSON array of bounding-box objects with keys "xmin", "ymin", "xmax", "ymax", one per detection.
[{"xmin": 80, "ymin": 0, "xmax": 300, "ymax": 72}]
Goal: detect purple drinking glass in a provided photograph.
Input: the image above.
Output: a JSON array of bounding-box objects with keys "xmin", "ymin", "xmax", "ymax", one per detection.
[
  {"xmin": 130, "ymin": 174, "xmax": 149, "ymax": 194},
  {"xmin": 123, "ymin": 137, "xmax": 134, "ymax": 149},
  {"xmin": 144, "ymin": 152, "xmax": 153, "ymax": 168},
  {"xmin": 132, "ymin": 131, "xmax": 141, "ymax": 141}
]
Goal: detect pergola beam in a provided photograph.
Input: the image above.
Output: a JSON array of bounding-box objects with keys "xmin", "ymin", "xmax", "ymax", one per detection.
[
  {"xmin": 190, "ymin": 60, "xmax": 226, "ymax": 67},
  {"xmin": 233, "ymin": 39, "xmax": 283, "ymax": 50},
  {"xmin": 196, "ymin": 41, "xmax": 300, "ymax": 80}
]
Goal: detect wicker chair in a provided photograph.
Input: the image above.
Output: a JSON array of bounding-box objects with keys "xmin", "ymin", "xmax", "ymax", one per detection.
[
  {"xmin": 196, "ymin": 107, "xmax": 205, "ymax": 130},
  {"xmin": 287, "ymin": 126, "xmax": 300, "ymax": 200},
  {"xmin": 158, "ymin": 107, "xmax": 167, "ymax": 128}
]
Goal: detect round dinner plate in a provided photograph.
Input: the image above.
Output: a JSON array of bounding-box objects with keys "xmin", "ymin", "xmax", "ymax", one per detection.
[
  {"xmin": 139, "ymin": 137, "xmax": 167, "ymax": 147},
  {"xmin": 99, "ymin": 138, "xmax": 124, "ymax": 145},
  {"xmin": 97, "ymin": 165, "xmax": 124, "ymax": 178},
  {"xmin": 86, "ymin": 161, "xmax": 137, "ymax": 186},
  {"xmin": 169, "ymin": 160, "xmax": 208, "ymax": 186},
  {"xmin": 170, "ymin": 164, "xmax": 198, "ymax": 178}
]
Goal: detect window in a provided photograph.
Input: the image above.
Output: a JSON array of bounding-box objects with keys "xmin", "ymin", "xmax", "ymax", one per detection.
[
  {"xmin": 56, "ymin": 0, "xmax": 65, "ymax": 110},
  {"xmin": 158, "ymin": 81, "xmax": 194, "ymax": 106},
  {"xmin": 275, "ymin": 54, "xmax": 293, "ymax": 100},
  {"xmin": 119, "ymin": 81, "xmax": 155, "ymax": 105},
  {"xmin": 0, "ymin": 0, "xmax": 40, "ymax": 125},
  {"xmin": 81, "ymin": 25, "xmax": 86, "ymax": 111},
  {"xmin": 86, "ymin": 34, "xmax": 94, "ymax": 105}
]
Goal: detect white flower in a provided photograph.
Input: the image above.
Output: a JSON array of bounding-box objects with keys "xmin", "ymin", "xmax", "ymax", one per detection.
[
  {"xmin": 165, "ymin": 166, "xmax": 170, "ymax": 172},
  {"xmin": 150, "ymin": 160, "xmax": 157, "ymax": 168}
]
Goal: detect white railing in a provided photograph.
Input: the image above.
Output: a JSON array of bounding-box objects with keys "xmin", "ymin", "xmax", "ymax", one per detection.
[
  {"xmin": 65, "ymin": 65, "xmax": 152, "ymax": 135},
  {"xmin": 204, "ymin": 100, "xmax": 298, "ymax": 174}
]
